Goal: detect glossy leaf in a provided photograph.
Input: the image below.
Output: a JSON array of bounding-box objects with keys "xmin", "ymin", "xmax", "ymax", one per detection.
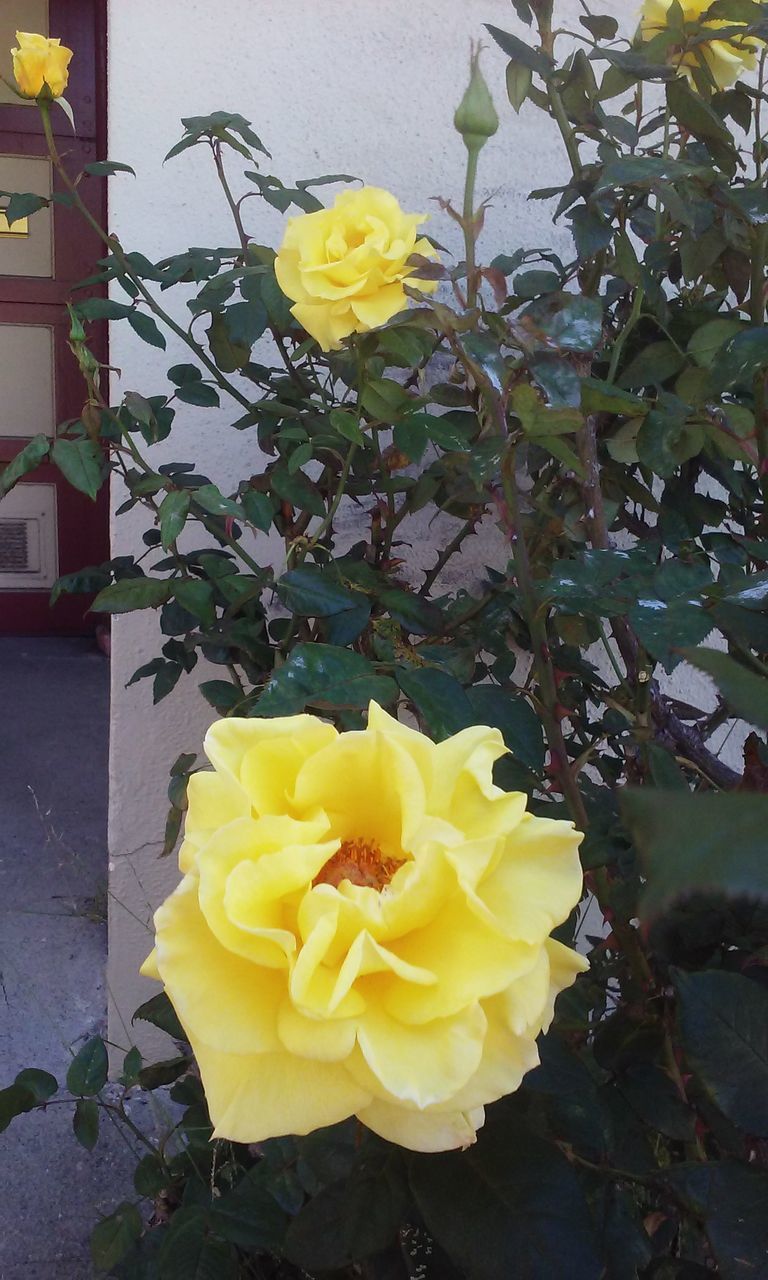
[
  {"xmin": 256, "ymin": 644, "xmax": 397, "ymax": 716},
  {"xmin": 66, "ymin": 1036, "xmax": 108, "ymax": 1097}
]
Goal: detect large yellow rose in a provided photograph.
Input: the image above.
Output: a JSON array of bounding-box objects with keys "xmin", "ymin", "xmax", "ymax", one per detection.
[
  {"xmin": 640, "ymin": 0, "xmax": 759, "ymax": 89},
  {"xmin": 11, "ymin": 31, "xmax": 72, "ymax": 99},
  {"xmin": 274, "ymin": 187, "xmax": 437, "ymax": 352},
  {"xmin": 142, "ymin": 703, "xmax": 587, "ymax": 1153}
]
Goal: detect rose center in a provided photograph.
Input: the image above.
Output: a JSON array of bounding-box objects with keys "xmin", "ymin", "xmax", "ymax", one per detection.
[{"xmin": 315, "ymin": 839, "xmax": 403, "ymax": 890}]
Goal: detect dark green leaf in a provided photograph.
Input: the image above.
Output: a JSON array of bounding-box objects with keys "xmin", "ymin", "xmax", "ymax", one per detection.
[
  {"xmin": 0, "ymin": 435, "xmax": 50, "ymax": 497},
  {"xmin": 411, "ymin": 1115, "xmax": 601, "ymax": 1280},
  {"xmin": 191, "ymin": 483, "xmax": 244, "ymax": 518},
  {"xmin": 627, "ymin": 789, "xmax": 768, "ymax": 919},
  {"xmin": 132, "ymin": 990, "xmax": 187, "ymax": 1042},
  {"xmin": 73, "ymin": 1098, "xmax": 100, "ymax": 1151},
  {"xmin": 277, "ymin": 566, "xmax": 361, "ymax": 617},
  {"xmin": 397, "ymin": 667, "xmax": 474, "ymax": 740},
  {"xmin": 663, "ymin": 1162, "xmax": 768, "ymax": 1280},
  {"xmin": 256, "ymin": 644, "xmax": 396, "ymax": 716},
  {"xmin": 92, "ymin": 577, "xmax": 172, "ymax": 614},
  {"xmin": 66, "ymin": 1037, "xmax": 108, "ymax": 1097},
  {"xmin": 51, "ymin": 438, "xmax": 104, "ymax": 500},
  {"xmin": 158, "ymin": 490, "xmax": 191, "ymax": 550},
  {"xmin": 285, "ymin": 1153, "xmax": 407, "ymax": 1271},
  {"xmin": 684, "ymin": 646, "xmax": 768, "ymax": 729},
  {"xmin": 485, "ymin": 24, "xmax": 555, "ymax": 77},
  {"xmin": 175, "ymin": 380, "xmax": 220, "ymax": 408},
  {"xmin": 157, "ymin": 1209, "xmax": 238, "ymax": 1280},
  {"xmin": 674, "ymin": 968, "xmax": 768, "ymax": 1135},
  {"xmin": 467, "ymin": 685, "xmax": 545, "ymax": 771},
  {"xmin": 90, "ymin": 1203, "xmax": 142, "ymax": 1273},
  {"xmin": 128, "ymin": 310, "xmax": 167, "ymax": 349},
  {"xmin": 14, "ymin": 1068, "xmax": 57, "ymax": 1102}
]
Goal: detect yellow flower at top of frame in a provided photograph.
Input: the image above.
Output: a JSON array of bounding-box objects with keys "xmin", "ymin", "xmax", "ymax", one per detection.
[
  {"xmin": 11, "ymin": 31, "xmax": 73, "ymax": 100},
  {"xmin": 640, "ymin": 0, "xmax": 759, "ymax": 89},
  {"xmin": 275, "ymin": 186, "xmax": 438, "ymax": 352},
  {"xmin": 141, "ymin": 701, "xmax": 588, "ymax": 1153}
]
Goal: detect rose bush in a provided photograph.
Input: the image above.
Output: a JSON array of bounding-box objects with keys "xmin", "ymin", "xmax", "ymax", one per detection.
[
  {"xmin": 142, "ymin": 703, "xmax": 585, "ymax": 1151},
  {"xmin": 4, "ymin": 2, "xmax": 768, "ymax": 1276}
]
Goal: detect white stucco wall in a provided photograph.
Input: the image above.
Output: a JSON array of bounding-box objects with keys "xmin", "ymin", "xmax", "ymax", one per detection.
[{"xmin": 105, "ymin": 0, "xmax": 622, "ymax": 1051}]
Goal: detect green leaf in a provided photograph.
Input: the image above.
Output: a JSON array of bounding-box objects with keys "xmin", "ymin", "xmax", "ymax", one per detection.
[
  {"xmin": 51, "ymin": 438, "xmax": 104, "ymax": 500},
  {"xmin": 285, "ymin": 1150, "xmax": 407, "ymax": 1271},
  {"xmin": 75, "ymin": 296, "xmax": 133, "ymax": 321},
  {"xmin": 330, "ymin": 408, "xmax": 366, "ymax": 446},
  {"xmin": 241, "ymin": 489, "xmax": 274, "ymax": 531},
  {"xmin": 507, "ymin": 60, "xmax": 533, "ymax": 112},
  {"xmin": 277, "ymin": 566, "xmax": 361, "ymax": 617},
  {"xmin": 467, "ymin": 685, "xmax": 545, "ymax": 772},
  {"xmin": 73, "ymin": 1098, "xmax": 100, "ymax": 1151},
  {"xmin": 618, "ymin": 341, "xmax": 685, "ymax": 388},
  {"xmin": 132, "ymin": 990, "xmax": 187, "ymax": 1042},
  {"xmin": 137, "ymin": 1055, "xmax": 191, "ymax": 1090},
  {"xmin": 0, "ymin": 1084, "xmax": 38, "ymax": 1133},
  {"xmin": 158, "ymin": 490, "xmax": 191, "ymax": 550},
  {"xmin": 83, "ymin": 159, "xmax": 136, "ymax": 177},
  {"xmin": 66, "ymin": 1037, "xmax": 108, "ymax": 1097},
  {"xmin": 90, "ymin": 1203, "xmax": 143, "ymax": 1273},
  {"xmin": 397, "ymin": 667, "xmax": 474, "ymax": 740},
  {"xmin": 713, "ymin": 326, "xmax": 768, "ymax": 391},
  {"xmin": 174, "ymin": 578, "xmax": 216, "ymax": 627},
  {"xmin": 210, "ymin": 1180, "xmax": 289, "ymax": 1252},
  {"xmin": 624, "ymin": 789, "xmax": 768, "ymax": 920},
  {"xmin": 157, "ymin": 1209, "xmax": 239, "ymax": 1280},
  {"xmin": 175, "ymin": 379, "xmax": 220, "ymax": 408},
  {"xmin": 92, "ymin": 577, "xmax": 172, "ymax": 614},
  {"xmin": 526, "ymin": 294, "xmax": 604, "ymax": 353},
  {"xmin": 14, "ymin": 1068, "xmax": 57, "ymax": 1102},
  {"xmin": 256, "ymin": 644, "xmax": 397, "ymax": 716},
  {"xmin": 687, "ymin": 318, "xmax": 744, "ymax": 367},
  {"xmin": 580, "ymin": 378, "xmax": 646, "ymax": 416},
  {"xmin": 485, "ymin": 24, "xmax": 555, "ymax": 77},
  {"xmin": 683, "ymin": 646, "xmax": 768, "ymax": 729},
  {"xmin": 127, "ymin": 309, "xmax": 166, "ymax": 349},
  {"xmin": 1, "ymin": 190, "xmax": 48, "ymax": 222},
  {"xmin": 674, "ymin": 968, "xmax": 768, "ymax": 1135},
  {"xmin": 191, "ymin": 483, "xmax": 245, "ymax": 518},
  {"xmin": 663, "ymin": 1162, "xmax": 768, "ymax": 1280},
  {"xmin": 0, "ymin": 435, "xmax": 50, "ymax": 497},
  {"xmin": 411, "ymin": 1114, "xmax": 601, "ymax": 1280},
  {"xmin": 360, "ymin": 377, "xmax": 410, "ymax": 422},
  {"xmin": 199, "ymin": 679, "xmax": 245, "ymax": 714}
]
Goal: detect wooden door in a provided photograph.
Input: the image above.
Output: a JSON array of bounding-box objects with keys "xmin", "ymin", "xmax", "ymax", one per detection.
[{"xmin": 0, "ymin": 0, "xmax": 108, "ymax": 634}]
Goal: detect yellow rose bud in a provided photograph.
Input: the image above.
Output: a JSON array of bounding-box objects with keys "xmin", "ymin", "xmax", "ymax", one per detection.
[
  {"xmin": 454, "ymin": 45, "xmax": 500, "ymax": 152},
  {"xmin": 274, "ymin": 186, "xmax": 439, "ymax": 352},
  {"xmin": 11, "ymin": 30, "xmax": 72, "ymax": 100},
  {"xmin": 640, "ymin": 0, "xmax": 759, "ymax": 89},
  {"xmin": 142, "ymin": 702, "xmax": 587, "ymax": 1152}
]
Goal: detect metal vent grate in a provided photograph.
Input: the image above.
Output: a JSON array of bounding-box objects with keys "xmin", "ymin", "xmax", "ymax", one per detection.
[{"xmin": 0, "ymin": 518, "xmax": 31, "ymax": 573}]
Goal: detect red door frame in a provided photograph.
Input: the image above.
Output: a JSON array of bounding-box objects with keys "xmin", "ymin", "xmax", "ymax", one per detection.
[{"xmin": 0, "ymin": 0, "xmax": 109, "ymax": 634}]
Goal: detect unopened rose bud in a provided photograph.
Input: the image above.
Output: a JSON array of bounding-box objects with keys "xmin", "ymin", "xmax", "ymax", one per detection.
[{"xmin": 454, "ymin": 45, "xmax": 499, "ymax": 153}]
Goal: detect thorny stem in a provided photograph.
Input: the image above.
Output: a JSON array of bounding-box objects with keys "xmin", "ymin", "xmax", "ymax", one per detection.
[
  {"xmin": 462, "ymin": 145, "xmax": 481, "ymax": 309},
  {"xmin": 39, "ymin": 102, "xmax": 255, "ymax": 415}
]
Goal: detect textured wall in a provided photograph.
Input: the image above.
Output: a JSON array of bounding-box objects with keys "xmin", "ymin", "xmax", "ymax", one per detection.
[{"xmin": 105, "ymin": 0, "xmax": 623, "ymax": 1051}]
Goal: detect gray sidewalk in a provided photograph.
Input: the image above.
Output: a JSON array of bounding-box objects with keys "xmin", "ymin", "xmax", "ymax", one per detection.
[{"xmin": 0, "ymin": 638, "xmax": 134, "ymax": 1279}]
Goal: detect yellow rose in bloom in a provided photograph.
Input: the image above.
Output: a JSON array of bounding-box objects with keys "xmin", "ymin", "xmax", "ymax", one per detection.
[
  {"xmin": 640, "ymin": 0, "xmax": 758, "ymax": 89},
  {"xmin": 11, "ymin": 31, "xmax": 73, "ymax": 99},
  {"xmin": 274, "ymin": 187, "xmax": 438, "ymax": 352},
  {"xmin": 143, "ymin": 704, "xmax": 587, "ymax": 1152}
]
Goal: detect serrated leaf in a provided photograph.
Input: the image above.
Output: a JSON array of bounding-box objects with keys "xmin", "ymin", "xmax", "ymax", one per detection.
[
  {"xmin": 256, "ymin": 644, "xmax": 396, "ymax": 716},
  {"xmin": 132, "ymin": 990, "xmax": 187, "ymax": 1042},
  {"xmin": 66, "ymin": 1037, "xmax": 108, "ymax": 1097},
  {"xmin": 73, "ymin": 1098, "xmax": 99, "ymax": 1150},
  {"xmin": 51, "ymin": 438, "xmax": 104, "ymax": 500},
  {"xmin": 158, "ymin": 490, "xmax": 191, "ymax": 550},
  {"xmin": 674, "ymin": 968, "xmax": 768, "ymax": 1135},
  {"xmin": 0, "ymin": 435, "xmax": 49, "ymax": 497},
  {"xmin": 92, "ymin": 577, "xmax": 172, "ymax": 614}
]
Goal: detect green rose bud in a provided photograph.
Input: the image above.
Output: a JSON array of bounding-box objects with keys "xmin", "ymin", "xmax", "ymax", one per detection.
[{"xmin": 454, "ymin": 45, "xmax": 499, "ymax": 152}]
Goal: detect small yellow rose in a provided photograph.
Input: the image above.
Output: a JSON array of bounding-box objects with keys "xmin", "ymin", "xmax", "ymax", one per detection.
[
  {"xmin": 142, "ymin": 702, "xmax": 587, "ymax": 1153},
  {"xmin": 275, "ymin": 186, "xmax": 438, "ymax": 352},
  {"xmin": 11, "ymin": 31, "xmax": 72, "ymax": 100},
  {"xmin": 640, "ymin": 0, "xmax": 759, "ymax": 89}
]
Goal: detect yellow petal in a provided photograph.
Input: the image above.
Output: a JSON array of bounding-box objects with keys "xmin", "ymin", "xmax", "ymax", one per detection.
[
  {"xmin": 290, "ymin": 908, "xmax": 366, "ymax": 1019},
  {"xmin": 471, "ymin": 813, "xmax": 584, "ymax": 944},
  {"xmin": 386, "ymin": 895, "xmax": 538, "ymax": 1023},
  {"xmin": 351, "ymin": 1001, "xmax": 487, "ymax": 1108},
  {"xmin": 293, "ymin": 728, "xmax": 426, "ymax": 853},
  {"xmin": 277, "ymin": 999, "xmax": 358, "ymax": 1062},
  {"xmin": 153, "ymin": 874, "xmax": 283, "ymax": 1054},
  {"xmin": 290, "ymin": 299, "xmax": 358, "ymax": 351},
  {"xmin": 193, "ymin": 1041, "xmax": 371, "ymax": 1142},
  {"xmin": 203, "ymin": 713, "xmax": 336, "ymax": 786},
  {"xmin": 358, "ymin": 1098, "xmax": 484, "ymax": 1152},
  {"xmin": 349, "ymin": 282, "xmax": 408, "ymax": 329},
  {"xmin": 139, "ymin": 947, "xmax": 161, "ymax": 981},
  {"xmin": 179, "ymin": 769, "xmax": 251, "ymax": 873}
]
